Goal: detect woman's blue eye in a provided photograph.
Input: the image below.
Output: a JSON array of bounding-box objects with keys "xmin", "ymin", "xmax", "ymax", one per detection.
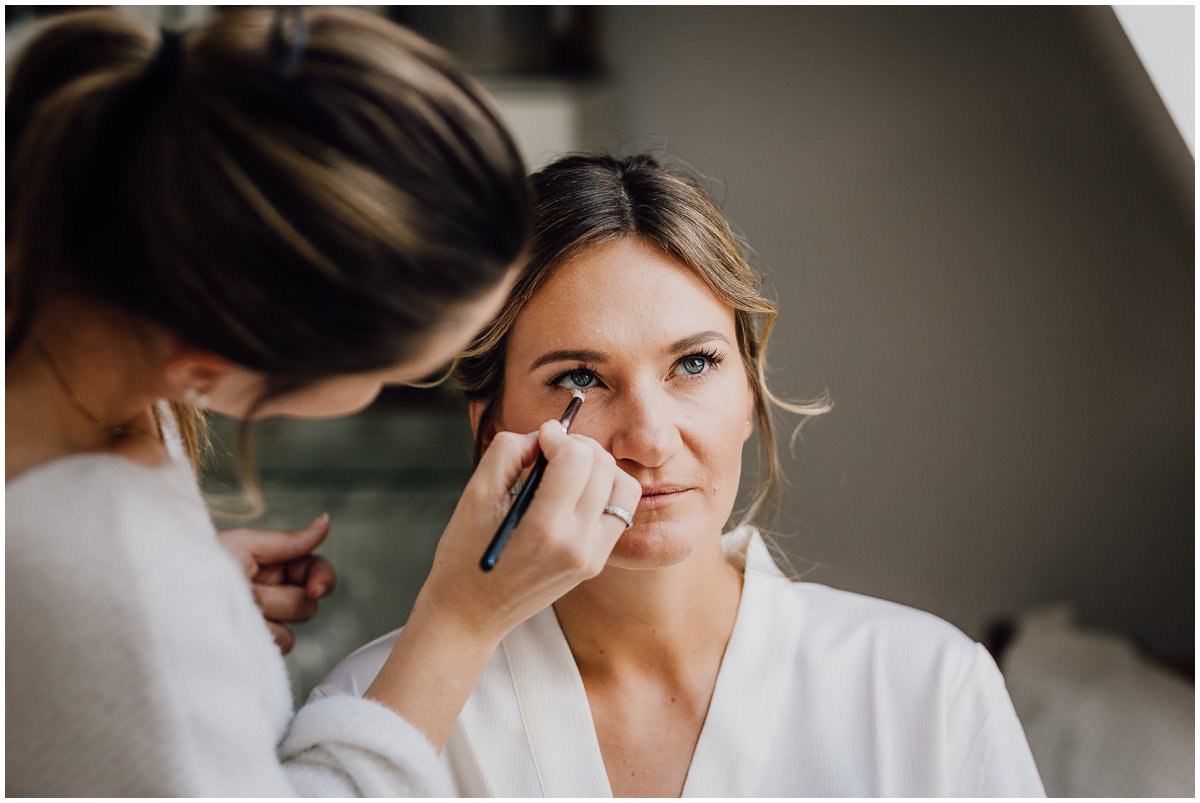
[
  {"xmin": 675, "ymin": 356, "xmax": 709, "ymax": 376},
  {"xmin": 555, "ymin": 369, "xmax": 597, "ymax": 389}
]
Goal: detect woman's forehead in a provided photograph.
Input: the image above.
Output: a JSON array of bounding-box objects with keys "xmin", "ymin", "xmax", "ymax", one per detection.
[{"xmin": 508, "ymin": 239, "xmax": 737, "ymax": 363}]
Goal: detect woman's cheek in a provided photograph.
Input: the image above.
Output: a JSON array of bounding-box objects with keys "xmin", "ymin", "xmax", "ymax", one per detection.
[
  {"xmin": 699, "ymin": 377, "xmax": 754, "ymax": 486},
  {"xmin": 714, "ymin": 412, "xmax": 753, "ymax": 478}
]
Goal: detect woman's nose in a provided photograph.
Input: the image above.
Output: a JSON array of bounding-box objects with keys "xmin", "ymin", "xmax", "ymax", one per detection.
[{"xmin": 607, "ymin": 384, "xmax": 683, "ymax": 469}]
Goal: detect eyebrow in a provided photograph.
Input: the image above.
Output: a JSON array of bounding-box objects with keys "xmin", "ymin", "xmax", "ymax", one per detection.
[
  {"xmin": 529, "ymin": 349, "xmax": 608, "ymax": 372},
  {"xmin": 527, "ymin": 331, "xmax": 731, "ymax": 372},
  {"xmin": 668, "ymin": 330, "xmax": 730, "ymax": 354}
]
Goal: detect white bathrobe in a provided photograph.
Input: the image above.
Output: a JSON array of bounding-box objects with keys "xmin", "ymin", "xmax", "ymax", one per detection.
[{"xmin": 314, "ymin": 526, "xmax": 1045, "ymax": 796}]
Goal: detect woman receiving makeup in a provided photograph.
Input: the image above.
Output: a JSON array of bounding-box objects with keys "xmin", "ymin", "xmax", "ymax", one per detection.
[
  {"xmin": 315, "ymin": 154, "xmax": 1046, "ymax": 796},
  {"xmin": 5, "ymin": 9, "xmax": 638, "ymax": 796}
]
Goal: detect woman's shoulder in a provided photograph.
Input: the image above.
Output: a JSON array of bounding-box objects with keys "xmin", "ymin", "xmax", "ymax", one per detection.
[
  {"xmin": 737, "ymin": 526, "xmax": 976, "ymax": 661},
  {"xmin": 10, "ymin": 453, "xmax": 207, "ymax": 569},
  {"xmin": 795, "ymin": 581, "xmax": 971, "ymax": 646},
  {"xmin": 774, "ymin": 579, "xmax": 986, "ymax": 701},
  {"xmin": 9, "ymin": 450, "xmax": 145, "ymax": 490},
  {"xmin": 8, "ymin": 451, "xmax": 204, "ymax": 525},
  {"xmin": 7, "ymin": 452, "xmax": 235, "ymax": 621}
]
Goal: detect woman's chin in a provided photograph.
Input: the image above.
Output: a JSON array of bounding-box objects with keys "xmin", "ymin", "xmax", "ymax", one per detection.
[{"xmin": 604, "ymin": 519, "xmax": 709, "ymax": 569}]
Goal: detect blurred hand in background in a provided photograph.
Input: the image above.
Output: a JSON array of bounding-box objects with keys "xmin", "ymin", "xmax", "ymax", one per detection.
[{"xmin": 219, "ymin": 514, "xmax": 338, "ymax": 654}]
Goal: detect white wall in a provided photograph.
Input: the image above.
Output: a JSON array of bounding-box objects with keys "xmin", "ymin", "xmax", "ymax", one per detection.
[
  {"xmin": 1113, "ymin": 4, "xmax": 1195, "ymax": 154},
  {"xmin": 600, "ymin": 7, "xmax": 1192, "ymax": 655}
]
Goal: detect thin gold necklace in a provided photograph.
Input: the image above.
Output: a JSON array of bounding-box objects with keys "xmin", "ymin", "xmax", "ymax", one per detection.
[{"xmin": 32, "ymin": 339, "xmax": 137, "ymax": 440}]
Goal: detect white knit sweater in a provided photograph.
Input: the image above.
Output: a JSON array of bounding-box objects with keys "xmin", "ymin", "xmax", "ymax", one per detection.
[{"xmin": 6, "ymin": 448, "xmax": 453, "ymax": 796}]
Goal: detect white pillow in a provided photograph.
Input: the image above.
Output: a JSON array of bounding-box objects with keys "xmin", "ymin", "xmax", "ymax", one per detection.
[{"xmin": 1002, "ymin": 605, "xmax": 1194, "ymax": 797}]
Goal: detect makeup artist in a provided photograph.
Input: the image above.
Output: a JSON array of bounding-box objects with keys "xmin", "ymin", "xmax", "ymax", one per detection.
[{"xmin": 5, "ymin": 7, "xmax": 639, "ymax": 796}]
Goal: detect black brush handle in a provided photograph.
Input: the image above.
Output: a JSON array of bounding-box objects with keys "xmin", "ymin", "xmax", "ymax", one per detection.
[
  {"xmin": 479, "ymin": 452, "xmax": 549, "ymax": 572},
  {"xmin": 478, "ymin": 393, "xmax": 583, "ymax": 572}
]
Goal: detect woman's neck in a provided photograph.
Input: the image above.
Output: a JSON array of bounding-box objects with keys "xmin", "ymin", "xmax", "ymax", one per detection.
[
  {"xmin": 6, "ymin": 302, "xmax": 169, "ymax": 480},
  {"xmin": 553, "ymin": 533, "xmax": 743, "ymax": 683}
]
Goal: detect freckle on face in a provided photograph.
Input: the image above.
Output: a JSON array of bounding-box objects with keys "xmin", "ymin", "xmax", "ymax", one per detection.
[{"xmin": 496, "ymin": 237, "xmax": 753, "ymax": 568}]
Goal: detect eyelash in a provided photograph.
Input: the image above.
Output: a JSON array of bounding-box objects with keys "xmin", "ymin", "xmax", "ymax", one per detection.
[{"xmin": 545, "ymin": 348, "xmax": 726, "ymax": 390}]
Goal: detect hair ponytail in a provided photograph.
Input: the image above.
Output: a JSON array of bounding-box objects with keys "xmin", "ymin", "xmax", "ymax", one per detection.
[{"xmin": 8, "ymin": 8, "xmax": 532, "ymax": 492}]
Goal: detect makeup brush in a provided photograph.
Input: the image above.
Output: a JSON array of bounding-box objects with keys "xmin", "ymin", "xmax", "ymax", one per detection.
[{"xmin": 480, "ymin": 389, "xmax": 585, "ymax": 571}]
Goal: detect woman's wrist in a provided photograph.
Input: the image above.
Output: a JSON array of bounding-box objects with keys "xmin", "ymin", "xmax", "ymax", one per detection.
[
  {"xmin": 408, "ymin": 584, "xmax": 508, "ymax": 648},
  {"xmin": 363, "ymin": 593, "xmax": 503, "ymax": 750}
]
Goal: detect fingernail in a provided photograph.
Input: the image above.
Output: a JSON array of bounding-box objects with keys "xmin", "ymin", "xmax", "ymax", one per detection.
[{"xmin": 313, "ymin": 512, "xmax": 330, "ymax": 527}]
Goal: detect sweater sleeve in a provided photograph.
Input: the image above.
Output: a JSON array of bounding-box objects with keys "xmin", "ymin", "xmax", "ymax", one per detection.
[
  {"xmin": 947, "ymin": 643, "xmax": 1047, "ymax": 797},
  {"xmin": 5, "ymin": 457, "xmax": 451, "ymax": 796},
  {"xmin": 281, "ymin": 695, "xmax": 453, "ymax": 796}
]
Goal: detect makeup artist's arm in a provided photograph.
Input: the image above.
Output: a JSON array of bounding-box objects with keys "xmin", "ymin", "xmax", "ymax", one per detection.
[
  {"xmin": 218, "ymin": 515, "xmax": 338, "ymax": 654},
  {"xmin": 365, "ymin": 418, "xmax": 640, "ymax": 749}
]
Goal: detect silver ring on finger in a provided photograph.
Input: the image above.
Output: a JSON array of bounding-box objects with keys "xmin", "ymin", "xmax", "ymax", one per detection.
[{"xmin": 602, "ymin": 503, "xmax": 634, "ymax": 530}]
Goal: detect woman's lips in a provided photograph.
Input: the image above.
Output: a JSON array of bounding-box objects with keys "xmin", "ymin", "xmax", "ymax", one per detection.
[{"xmin": 636, "ymin": 487, "xmax": 693, "ymax": 510}]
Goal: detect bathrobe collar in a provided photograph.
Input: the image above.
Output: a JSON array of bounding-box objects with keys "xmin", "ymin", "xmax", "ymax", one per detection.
[{"xmin": 460, "ymin": 525, "xmax": 801, "ymax": 797}]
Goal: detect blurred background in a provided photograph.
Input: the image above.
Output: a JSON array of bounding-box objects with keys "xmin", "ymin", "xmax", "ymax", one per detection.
[{"xmin": 7, "ymin": 5, "xmax": 1193, "ymax": 796}]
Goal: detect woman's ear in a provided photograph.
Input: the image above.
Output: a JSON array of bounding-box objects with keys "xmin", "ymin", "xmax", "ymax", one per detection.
[
  {"xmin": 162, "ymin": 348, "xmax": 258, "ymax": 416},
  {"xmin": 162, "ymin": 349, "xmax": 239, "ymax": 400},
  {"xmin": 468, "ymin": 399, "xmax": 499, "ymax": 453}
]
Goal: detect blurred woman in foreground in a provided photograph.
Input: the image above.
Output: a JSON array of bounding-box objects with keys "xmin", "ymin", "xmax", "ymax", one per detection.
[{"xmin": 6, "ymin": 9, "xmax": 636, "ymax": 795}]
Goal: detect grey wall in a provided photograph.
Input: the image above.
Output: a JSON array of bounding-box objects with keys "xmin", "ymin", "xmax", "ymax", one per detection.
[{"xmin": 600, "ymin": 7, "xmax": 1192, "ymax": 655}]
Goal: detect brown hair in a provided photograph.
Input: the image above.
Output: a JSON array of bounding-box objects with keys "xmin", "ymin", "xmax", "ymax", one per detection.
[
  {"xmin": 454, "ymin": 153, "xmax": 830, "ymax": 525},
  {"xmin": 7, "ymin": 8, "xmax": 531, "ymax": 510}
]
